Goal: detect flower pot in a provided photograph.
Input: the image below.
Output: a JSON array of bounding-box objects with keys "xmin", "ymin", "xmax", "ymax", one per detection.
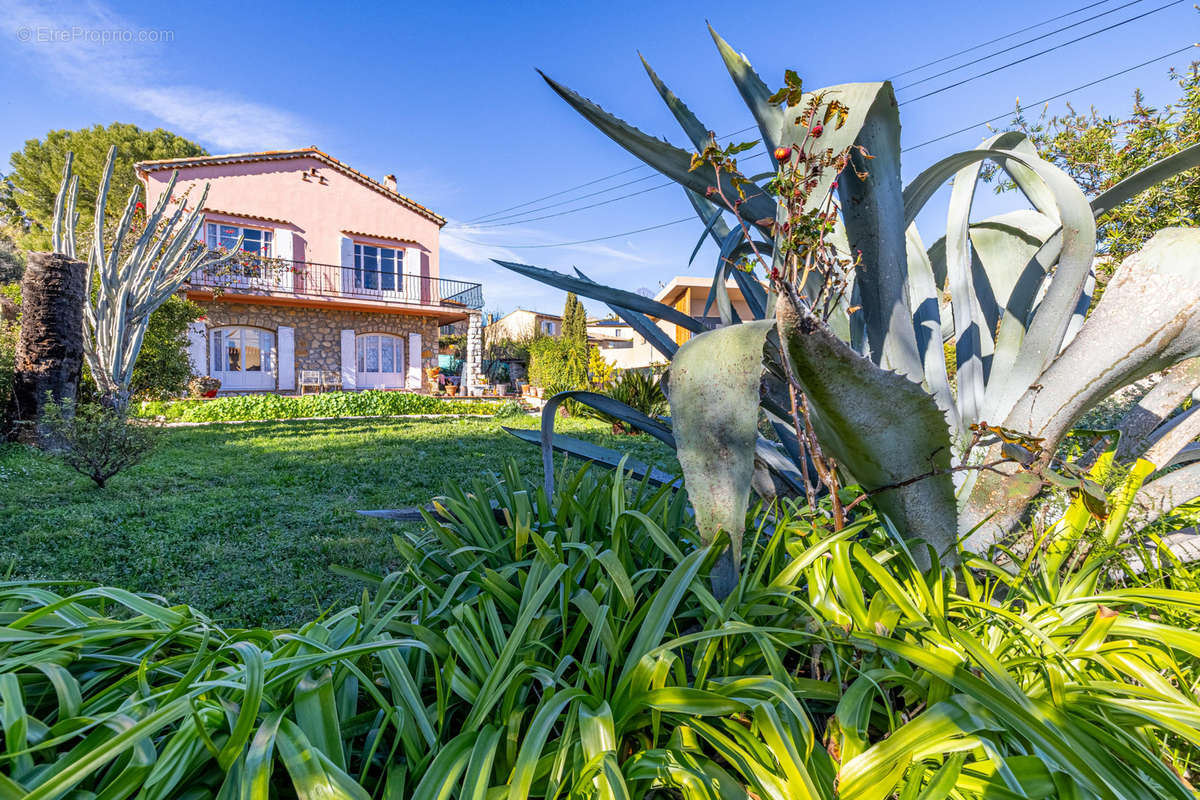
[
  {"xmin": 447, "ymin": 385, "xmax": 458, "ymax": 397},
  {"xmin": 203, "ymin": 389, "xmax": 218, "ymax": 398}
]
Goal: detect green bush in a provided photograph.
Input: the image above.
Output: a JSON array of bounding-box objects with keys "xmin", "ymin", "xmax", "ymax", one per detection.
[
  {"xmin": 0, "ymin": 318, "xmax": 15, "ymax": 415},
  {"xmin": 527, "ymin": 335, "xmax": 587, "ymax": 389},
  {"xmin": 40, "ymin": 398, "xmax": 159, "ymax": 487},
  {"xmin": 8, "ymin": 462, "xmax": 1200, "ymax": 797},
  {"xmin": 580, "ymin": 368, "xmax": 668, "ymax": 433},
  {"xmin": 134, "ymin": 390, "xmax": 504, "ymax": 422}
]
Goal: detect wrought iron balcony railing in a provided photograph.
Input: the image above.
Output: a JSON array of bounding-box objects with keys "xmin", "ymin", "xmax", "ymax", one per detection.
[{"xmin": 186, "ymin": 256, "xmax": 483, "ymax": 310}]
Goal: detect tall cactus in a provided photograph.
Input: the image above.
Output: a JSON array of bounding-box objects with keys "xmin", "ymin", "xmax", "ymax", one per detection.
[
  {"xmin": 498, "ymin": 29, "xmax": 1200, "ymax": 570},
  {"xmin": 52, "ymin": 146, "xmax": 239, "ymax": 411}
]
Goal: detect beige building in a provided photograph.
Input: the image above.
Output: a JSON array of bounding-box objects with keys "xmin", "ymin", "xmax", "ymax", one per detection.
[
  {"xmin": 587, "ymin": 318, "xmax": 668, "ymax": 371},
  {"xmin": 653, "ymin": 276, "xmax": 752, "ymax": 345},
  {"xmin": 486, "ymin": 308, "xmax": 562, "ymax": 342}
]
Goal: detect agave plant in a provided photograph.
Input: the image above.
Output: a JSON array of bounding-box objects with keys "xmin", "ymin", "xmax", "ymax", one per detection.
[
  {"xmin": 498, "ymin": 27, "xmax": 1200, "ymax": 570},
  {"xmin": 51, "ymin": 146, "xmax": 239, "ymax": 411}
]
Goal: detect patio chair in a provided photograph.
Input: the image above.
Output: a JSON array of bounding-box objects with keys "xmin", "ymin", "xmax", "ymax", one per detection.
[
  {"xmin": 321, "ymin": 370, "xmax": 343, "ymax": 392},
  {"xmin": 299, "ymin": 369, "xmax": 321, "ymax": 395}
]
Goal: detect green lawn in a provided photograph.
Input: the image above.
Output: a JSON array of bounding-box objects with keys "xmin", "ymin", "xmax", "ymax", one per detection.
[{"xmin": 0, "ymin": 415, "xmax": 676, "ymax": 627}]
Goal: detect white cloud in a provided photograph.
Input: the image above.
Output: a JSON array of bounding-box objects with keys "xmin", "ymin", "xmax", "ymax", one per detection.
[{"xmin": 2, "ymin": 0, "xmax": 315, "ymax": 151}]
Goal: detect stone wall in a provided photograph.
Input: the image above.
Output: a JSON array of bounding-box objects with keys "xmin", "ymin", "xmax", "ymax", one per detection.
[{"xmin": 198, "ymin": 300, "xmax": 442, "ymax": 392}]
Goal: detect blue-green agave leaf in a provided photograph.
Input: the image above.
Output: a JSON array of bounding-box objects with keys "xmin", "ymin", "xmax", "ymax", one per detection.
[
  {"xmin": 669, "ymin": 320, "xmax": 775, "ymax": 562},
  {"xmin": 708, "ymin": 26, "xmax": 783, "ymax": 154},
  {"xmin": 905, "ymin": 225, "xmax": 956, "ymax": 428},
  {"xmin": 777, "ymin": 294, "xmax": 958, "ymax": 565},
  {"xmin": 539, "ymin": 71, "xmax": 776, "ymax": 231},
  {"xmin": 1090, "ymin": 141, "xmax": 1200, "ymax": 221},
  {"xmin": 782, "ymin": 81, "xmax": 925, "ymax": 383},
  {"xmin": 502, "ymin": 426, "xmax": 677, "ymax": 489},
  {"xmin": 964, "ymin": 228, "xmax": 1200, "ymax": 550},
  {"xmin": 494, "ymin": 259, "xmax": 706, "ymax": 334},
  {"xmin": 573, "ymin": 267, "xmax": 678, "ymax": 358}
]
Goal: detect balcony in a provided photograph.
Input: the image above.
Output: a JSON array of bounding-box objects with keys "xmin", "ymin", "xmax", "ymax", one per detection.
[{"xmin": 185, "ymin": 257, "xmax": 483, "ymax": 311}]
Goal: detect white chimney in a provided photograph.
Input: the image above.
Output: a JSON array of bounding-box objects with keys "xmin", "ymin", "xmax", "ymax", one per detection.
[{"xmin": 384, "ymin": 174, "xmax": 397, "ymax": 192}]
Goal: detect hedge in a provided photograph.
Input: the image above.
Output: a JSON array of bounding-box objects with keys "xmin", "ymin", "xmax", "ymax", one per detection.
[{"xmin": 135, "ymin": 390, "xmax": 512, "ymax": 422}]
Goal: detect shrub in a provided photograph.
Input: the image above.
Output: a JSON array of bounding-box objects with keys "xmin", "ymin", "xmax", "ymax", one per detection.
[
  {"xmin": 133, "ymin": 390, "xmax": 504, "ymax": 422},
  {"xmin": 527, "ymin": 335, "xmax": 587, "ymax": 389},
  {"xmin": 581, "ymin": 368, "xmax": 667, "ymax": 433},
  {"xmin": 39, "ymin": 397, "xmax": 158, "ymax": 487},
  {"xmin": 0, "ymin": 315, "xmax": 15, "ymax": 415}
]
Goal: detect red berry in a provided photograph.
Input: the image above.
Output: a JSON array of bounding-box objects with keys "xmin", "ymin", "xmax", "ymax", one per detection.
[
  {"xmin": 773, "ymin": 146, "xmax": 792, "ymax": 162},
  {"xmin": 811, "ymin": 124, "xmax": 824, "ymax": 138},
  {"xmin": 704, "ymin": 186, "xmax": 717, "ymax": 197},
  {"xmin": 830, "ymin": 181, "xmax": 839, "ymax": 190}
]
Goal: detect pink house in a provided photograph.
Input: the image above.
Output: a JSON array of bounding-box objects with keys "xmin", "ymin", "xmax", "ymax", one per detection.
[{"xmin": 137, "ymin": 147, "xmax": 482, "ymax": 394}]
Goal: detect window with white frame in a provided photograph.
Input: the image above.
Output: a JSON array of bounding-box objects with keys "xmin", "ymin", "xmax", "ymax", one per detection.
[
  {"xmin": 206, "ymin": 223, "xmax": 273, "ymax": 256},
  {"xmin": 541, "ymin": 320, "xmax": 556, "ymax": 335},
  {"xmin": 211, "ymin": 327, "xmax": 275, "ymax": 373},
  {"xmin": 206, "ymin": 222, "xmax": 274, "ymax": 278},
  {"xmin": 356, "ymin": 334, "xmax": 404, "ymax": 374},
  {"xmin": 353, "ymin": 244, "xmax": 404, "ymax": 291}
]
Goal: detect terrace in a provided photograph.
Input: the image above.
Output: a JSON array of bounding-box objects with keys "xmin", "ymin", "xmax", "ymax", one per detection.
[{"xmin": 184, "ymin": 256, "xmax": 484, "ymax": 316}]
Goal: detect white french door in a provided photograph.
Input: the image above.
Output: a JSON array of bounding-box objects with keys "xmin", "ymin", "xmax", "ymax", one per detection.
[
  {"xmin": 355, "ymin": 334, "xmax": 406, "ymax": 389},
  {"xmin": 211, "ymin": 327, "xmax": 277, "ymax": 391}
]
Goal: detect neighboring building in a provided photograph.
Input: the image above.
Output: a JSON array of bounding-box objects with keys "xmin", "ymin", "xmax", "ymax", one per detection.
[
  {"xmin": 653, "ymin": 276, "xmax": 751, "ymax": 345},
  {"xmin": 137, "ymin": 147, "xmax": 483, "ymax": 394},
  {"xmin": 586, "ymin": 318, "xmax": 667, "ymax": 371},
  {"xmin": 486, "ymin": 308, "xmax": 561, "ymax": 342}
]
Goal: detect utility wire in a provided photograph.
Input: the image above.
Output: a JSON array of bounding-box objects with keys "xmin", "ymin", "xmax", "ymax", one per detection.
[
  {"xmin": 902, "ymin": 42, "xmax": 1198, "ymax": 151},
  {"xmin": 465, "ymin": 0, "xmax": 1141, "ymax": 223},
  {"xmin": 901, "ymin": 0, "xmax": 1186, "ymax": 103},
  {"xmin": 465, "ymin": 0, "xmax": 1181, "ymax": 230},
  {"xmin": 443, "ymin": 43, "xmax": 1197, "ymax": 251},
  {"xmin": 895, "ymin": 0, "xmax": 1151, "ymax": 91},
  {"xmin": 889, "ymin": 0, "xmax": 1118, "ymax": 79}
]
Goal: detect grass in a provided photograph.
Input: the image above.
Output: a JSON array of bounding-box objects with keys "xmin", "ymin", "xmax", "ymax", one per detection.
[{"xmin": 0, "ymin": 415, "xmax": 676, "ymax": 627}]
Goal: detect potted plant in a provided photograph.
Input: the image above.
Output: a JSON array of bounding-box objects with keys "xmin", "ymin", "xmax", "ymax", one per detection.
[{"xmin": 188, "ymin": 376, "xmax": 221, "ymax": 399}]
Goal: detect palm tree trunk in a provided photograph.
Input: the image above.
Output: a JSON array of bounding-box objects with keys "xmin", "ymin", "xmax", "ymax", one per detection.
[{"xmin": 4, "ymin": 252, "xmax": 85, "ymax": 441}]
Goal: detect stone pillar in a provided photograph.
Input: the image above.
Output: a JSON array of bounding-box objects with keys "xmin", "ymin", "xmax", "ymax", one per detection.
[
  {"xmin": 462, "ymin": 310, "xmax": 483, "ymax": 393},
  {"xmin": 4, "ymin": 252, "xmax": 86, "ymax": 441}
]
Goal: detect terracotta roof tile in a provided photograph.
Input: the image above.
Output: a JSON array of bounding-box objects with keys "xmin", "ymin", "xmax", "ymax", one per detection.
[
  {"xmin": 202, "ymin": 208, "xmax": 291, "ymax": 226},
  {"xmin": 341, "ymin": 230, "xmax": 423, "ymax": 247}
]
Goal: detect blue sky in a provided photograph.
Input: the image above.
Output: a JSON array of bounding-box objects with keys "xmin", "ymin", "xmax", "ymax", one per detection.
[{"xmin": 0, "ymin": 0, "xmax": 1196, "ymax": 317}]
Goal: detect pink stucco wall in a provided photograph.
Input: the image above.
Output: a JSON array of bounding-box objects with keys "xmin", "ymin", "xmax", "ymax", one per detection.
[{"xmin": 140, "ymin": 155, "xmax": 441, "ymax": 279}]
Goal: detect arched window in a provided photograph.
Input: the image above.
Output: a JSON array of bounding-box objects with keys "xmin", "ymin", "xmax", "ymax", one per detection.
[
  {"xmin": 356, "ymin": 333, "xmax": 405, "ymax": 388},
  {"xmin": 211, "ymin": 327, "xmax": 276, "ymax": 390}
]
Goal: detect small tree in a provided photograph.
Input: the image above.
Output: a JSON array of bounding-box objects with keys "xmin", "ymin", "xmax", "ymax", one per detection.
[
  {"xmin": 40, "ymin": 396, "xmax": 157, "ymax": 488},
  {"xmin": 1000, "ymin": 63, "xmax": 1200, "ymax": 279}
]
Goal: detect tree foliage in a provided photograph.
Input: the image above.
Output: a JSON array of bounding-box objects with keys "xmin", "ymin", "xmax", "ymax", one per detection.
[
  {"xmin": 130, "ymin": 295, "xmax": 203, "ymax": 401},
  {"xmin": 562, "ymin": 291, "xmax": 588, "ymax": 349},
  {"xmin": 1003, "ymin": 63, "xmax": 1200, "ymax": 275},
  {"xmin": 6, "ymin": 123, "xmax": 206, "ymax": 251}
]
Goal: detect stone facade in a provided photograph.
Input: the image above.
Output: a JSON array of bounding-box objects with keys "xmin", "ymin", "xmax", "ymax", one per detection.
[
  {"xmin": 461, "ymin": 309, "xmax": 483, "ymax": 392},
  {"xmin": 197, "ymin": 299, "xmax": 443, "ymax": 393}
]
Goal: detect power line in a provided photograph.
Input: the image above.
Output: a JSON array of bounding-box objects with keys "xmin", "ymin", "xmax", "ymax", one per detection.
[
  {"xmin": 464, "ymin": 2, "xmax": 1181, "ymax": 230},
  {"xmin": 445, "ymin": 43, "xmax": 1197, "ymax": 251},
  {"xmin": 464, "ymin": 0, "xmax": 1145, "ymax": 224},
  {"xmin": 901, "ymin": 0, "xmax": 1186, "ymax": 104},
  {"xmin": 902, "ymin": 42, "xmax": 1198, "ymax": 151},
  {"xmin": 465, "ymin": 164, "xmax": 645, "ymax": 223},
  {"xmin": 446, "ymin": 216, "xmax": 695, "ymax": 250},
  {"xmin": 889, "ymin": 0, "xmax": 1117, "ymax": 79},
  {"xmin": 895, "ymin": 0, "xmax": 1152, "ymax": 91}
]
